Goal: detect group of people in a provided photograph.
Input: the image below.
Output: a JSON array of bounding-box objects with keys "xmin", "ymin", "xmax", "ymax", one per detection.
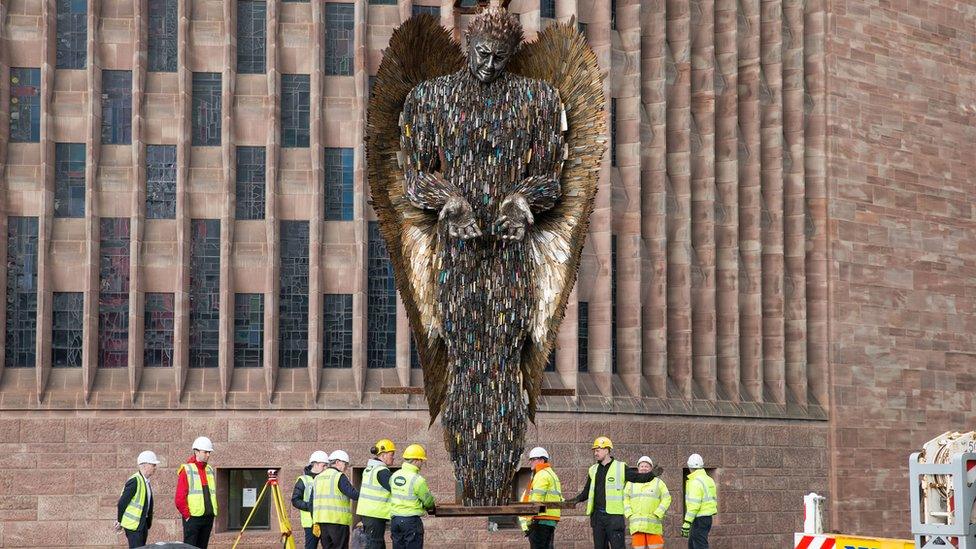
[{"xmin": 115, "ymin": 435, "xmax": 718, "ymax": 549}]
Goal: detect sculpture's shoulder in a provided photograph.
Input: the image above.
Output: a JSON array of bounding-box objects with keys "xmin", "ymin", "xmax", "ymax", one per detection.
[
  {"xmin": 504, "ymin": 74, "xmax": 562, "ymax": 106},
  {"xmin": 405, "ymin": 72, "xmax": 463, "ymax": 104}
]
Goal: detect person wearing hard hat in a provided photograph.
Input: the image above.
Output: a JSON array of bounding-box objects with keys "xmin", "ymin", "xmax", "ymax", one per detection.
[
  {"xmin": 175, "ymin": 436, "xmax": 218, "ymax": 549},
  {"xmin": 313, "ymin": 449, "xmax": 360, "ymax": 549},
  {"xmin": 358, "ymin": 439, "xmax": 397, "ymax": 549},
  {"xmin": 294, "ymin": 450, "xmax": 331, "ymax": 549},
  {"xmin": 389, "ymin": 443, "xmax": 435, "ymax": 549},
  {"xmin": 624, "ymin": 456, "xmax": 671, "ymax": 549},
  {"xmin": 115, "ymin": 450, "xmax": 160, "ymax": 548},
  {"xmin": 682, "ymin": 453, "xmax": 717, "ymax": 548},
  {"xmin": 573, "ymin": 436, "xmax": 658, "ymax": 549},
  {"xmin": 518, "ymin": 446, "xmax": 563, "ymax": 549}
]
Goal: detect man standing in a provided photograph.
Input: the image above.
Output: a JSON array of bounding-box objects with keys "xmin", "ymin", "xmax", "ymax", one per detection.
[
  {"xmin": 624, "ymin": 456, "xmax": 671, "ymax": 549},
  {"xmin": 358, "ymin": 439, "xmax": 396, "ymax": 548},
  {"xmin": 682, "ymin": 454, "xmax": 717, "ymax": 548},
  {"xmin": 313, "ymin": 449, "xmax": 360, "ymax": 549},
  {"xmin": 574, "ymin": 437, "xmax": 657, "ymax": 549},
  {"xmin": 519, "ymin": 446, "xmax": 563, "ymax": 549},
  {"xmin": 175, "ymin": 436, "xmax": 218, "ymax": 549},
  {"xmin": 294, "ymin": 450, "xmax": 331, "ymax": 549},
  {"xmin": 389, "ymin": 444, "xmax": 435, "ymax": 549},
  {"xmin": 115, "ymin": 450, "xmax": 159, "ymax": 548}
]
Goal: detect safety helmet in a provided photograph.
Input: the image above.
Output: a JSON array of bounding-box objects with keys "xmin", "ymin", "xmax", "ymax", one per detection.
[
  {"xmin": 192, "ymin": 436, "xmax": 214, "ymax": 452},
  {"xmin": 309, "ymin": 450, "xmax": 330, "ymax": 464},
  {"xmin": 528, "ymin": 447, "xmax": 550, "ymax": 460},
  {"xmin": 687, "ymin": 453, "xmax": 704, "ymax": 469},
  {"xmin": 329, "ymin": 450, "xmax": 350, "ymax": 464},
  {"xmin": 637, "ymin": 455, "xmax": 653, "ymax": 467},
  {"xmin": 137, "ymin": 451, "xmax": 161, "ymax": 465},
  {"xmin": 592, "ymin": 436, "xmax": 613, "ymax": 450},
  {"xmin": 374, "ymin": 439, "xmax": 396, "ymax": 454},
  {"xmin": 402, "ymin": 444, "xmax": 427, "ymax": 461}
]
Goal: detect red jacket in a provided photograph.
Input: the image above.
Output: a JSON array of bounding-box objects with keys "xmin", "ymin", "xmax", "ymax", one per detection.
[{"xmin": 175, "ymin": 455, "xmax": 211, "ymax": 520}]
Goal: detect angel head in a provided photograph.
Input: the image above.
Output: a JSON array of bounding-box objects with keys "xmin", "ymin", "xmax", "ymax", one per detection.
[{"xmin": 464, "ymin": 6, "xmax": 524, "ymax": 83}]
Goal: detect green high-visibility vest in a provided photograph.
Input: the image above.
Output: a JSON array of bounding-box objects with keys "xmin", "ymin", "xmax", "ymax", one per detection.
[
  {"xmin": 120, "ymin": 473, "xmax": 147, "ymax": 530},
  {"xmin": 357, "ymin": 464, "xmax": 392, "ymax": 520},
  {"xmin": 183, "ymin": 463, "xmax": 218, "ymax": 517},
  {"xmin": 683, "ymin": 469, "xmax": 718, "ymax": 524},
  {"xmin": 624, "ymin": 477, "xmax": 671, "ymax": 535},
  {"xmin": 586, "ymin": 460, "xmax": 626, "ymax": 515},
  {"xmin": 389, "ymin": 463, "xmax": 434, "ymax": 518},
  {"xmin": 312, "ymin": 468, "xmax": 352, "ymax": 526},
  {"xmin": 296, "ymin": 474, "xmax": 314, "ymax": 528}
]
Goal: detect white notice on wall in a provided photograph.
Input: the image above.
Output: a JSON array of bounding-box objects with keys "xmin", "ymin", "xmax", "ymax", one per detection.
[{"xmin": 242, "ymin": 488, "xmax": 257, "ymax": 507}]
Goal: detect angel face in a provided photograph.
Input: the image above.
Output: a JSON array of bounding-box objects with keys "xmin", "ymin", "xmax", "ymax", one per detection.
[{"xmin": 467, "ymin": 36, "xmax": 513, "ymax": 84}]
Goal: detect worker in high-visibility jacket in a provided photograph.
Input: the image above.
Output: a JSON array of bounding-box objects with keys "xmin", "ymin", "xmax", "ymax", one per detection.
[
  {"xmin": 358, "ymin": 439, "xmax": 396, "ymax": 549},
  {"xmin": 389, "ymin": 444, "xmax": 435, "ymax": 549},
  {"xmin": 573, "ymin": 436, "xmax": 657, "ymax": 549},
  {"xmin": 624, "ymin": 456, "xmax": 671, "ymax": 549},
  {"xmin": 115, "ymin": 450, "xmax": 160, "ymax": 548},
  {"xmin": 293, "ymin": 450, "xmax": 331, "ymax": 549},
  {"xmin": 682, "ymin": 453, "xmax": 717, "ymax": 549},
  {"xmin": 313, "ymin": 450, "xmax": 360, "ymax": 549},
  {"xmin": 175, "ymin": 436, "xmax": 218, "ymax": 549},
  {"xmin": 518, "ymin": 446, "xmax": 563, "ymax": 548}
]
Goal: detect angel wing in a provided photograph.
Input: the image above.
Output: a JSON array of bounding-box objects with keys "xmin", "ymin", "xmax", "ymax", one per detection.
[{"xmin": 366, "ymin": 15, "xmax": 606, "ymax": 423}]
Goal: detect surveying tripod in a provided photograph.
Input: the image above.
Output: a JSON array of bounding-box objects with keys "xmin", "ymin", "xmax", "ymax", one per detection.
[{"xmin": 232, "ymin": 469, "xmax": 296, "ymax": 549}]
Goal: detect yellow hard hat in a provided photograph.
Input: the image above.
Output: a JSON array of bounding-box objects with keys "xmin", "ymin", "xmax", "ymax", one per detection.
[
  {"xmin": 403, "ymin": 444, "xmax": 427, "ymax": 461},
  {"xmin": 592, "ymin": 436, "xmax": 613, "ymax": 450},
  {"xmin": 374, "ymin": 439, "xmax": 396, "ymax": 454}
]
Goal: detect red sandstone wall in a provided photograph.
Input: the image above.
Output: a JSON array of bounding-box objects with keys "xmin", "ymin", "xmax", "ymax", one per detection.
[
  {"xmin": 0, "ymin": 412, "xmax": 826, "ymax": 547},
  {"xmin": 826, "ymin": 0, "xmax": 976, "ymax": 537}
]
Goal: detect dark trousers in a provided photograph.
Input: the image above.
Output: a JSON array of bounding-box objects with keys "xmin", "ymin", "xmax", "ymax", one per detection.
[
  {"xmin": 182, "ymin": 515, "xmax": 214, "ymax": 549},
  {"xmin": 304, "ymin": 526, "xmax": 324, "ymax": 549},
  {"xmin": 390, "ymin": 515, "xmax": 424, "ymax": 549},
  {"xmin": 688, "ymin": 515, "xmax": 712, "ymax": 549},
  {"xmin": 361, "ymin": 516, "xmax": 388, "ymax": 549},
  {"xmin": 124, "ymin": 527, "xmax": 148, "ymax": 548},
  {"xmin": 590, "ymin": 511, "xmax": 626, "ymax": 549},
  {"xmin": 527, "ymin": 522, "xmax": 555, "ymax": 549},
  {"xmin": 320, "ymin": 523, "xmax": 350, "ymax": 549}
]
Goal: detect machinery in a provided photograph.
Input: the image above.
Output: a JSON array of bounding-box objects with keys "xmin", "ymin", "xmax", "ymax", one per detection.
[{"xmin": 910, "ymin": 431, "xmax": 976, "ymax": 548}]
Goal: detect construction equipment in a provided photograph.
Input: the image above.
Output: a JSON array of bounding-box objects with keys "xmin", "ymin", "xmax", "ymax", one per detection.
[
  {"xmin": 231, "ymin": 469, "xmax": 295, "ymax": 549},
  {"xmin": 910, "ymin": 431, "xmax": 976, "ymax": 548}
]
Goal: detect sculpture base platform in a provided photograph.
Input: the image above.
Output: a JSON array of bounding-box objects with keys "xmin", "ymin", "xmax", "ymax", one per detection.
[
  {"xmin": 380, "ymin": 386, "xmax": 575, "ymax": 397},
  {"xmin": 432, "ymin": 503, "xmax": 545, "ymax": 517}
]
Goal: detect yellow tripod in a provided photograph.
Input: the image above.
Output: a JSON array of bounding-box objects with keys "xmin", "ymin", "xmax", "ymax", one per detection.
[{"xmin": 232, "ymin": 469, "xmax": 296, "ymax": 549}]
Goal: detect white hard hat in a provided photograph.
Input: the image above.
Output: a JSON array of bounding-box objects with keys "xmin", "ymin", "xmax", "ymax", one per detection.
[
  {"xmin": 687, "ymin": 453, "xmax": 704, "ymax": 469},
  {"xmin": 329, "ymin": 450, "xmax": 350, "ymax": 464},
  {"xmin": 192, "ymin": 436, "xmax": 215, "ymax": 452},
  {"xmin": 309, "ymin": 450, "xmax": 330, "ymax": 464},
  {"xmin": 137, "ymin": 450, "xmax": 161, "ymax": 465},
  {"xmin": 528, "ymin": 447, "xmax": 550, "ymax": 460},
  {"xmin": 637, "ymin": 455, "xmax": 653, "ymax": 467}
]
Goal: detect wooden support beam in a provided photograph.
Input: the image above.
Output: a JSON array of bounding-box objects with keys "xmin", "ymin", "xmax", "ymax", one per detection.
[{"xmin": 380, "ymin": 387, "xmax": 576, "ymax": 397}]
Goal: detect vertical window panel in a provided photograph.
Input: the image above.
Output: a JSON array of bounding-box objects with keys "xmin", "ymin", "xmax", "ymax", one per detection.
[
  {"xmin": 611, "ymin": 235, "xmax": 617, "ymax": 373},
  {"xmin": 367, "ymin": 222, "xmax": 395, "ymax": 369},
  {"xmin": 56, "ymin": 0, "xmax": 87, "ymax": 69},
  {"xmin": 237, "ymin": 1, "xmax": 267, "ymax": 74},
  {"xmin": 190, "ymin": 219, "xmax": 220, "ymax": 368},
  {"xmin": 5, "ymin": 217, "xmax": 38, "ymax": 368},
  {"xmin": 148, "ymin": 0, "xmax": 178, "ymax": 72},
  {"xmin": 281, "ymin": 74, "xmax": 310, "ymax": 148},
  {"xmin": 236, "ymin": 146, "xmax": 266, "ymax": 220},
  {"xmin": 323, "ymin": 294, "xmax": 352, "ymax": 369},
  {"xmin": 280, "ymin": 221, "xmax": 309, "ymax": 368},
  {"xmin": 545, "ymin": 349, "xmax": 557, "ymax": 372},
  {"xmin": 540, "ymin": 0, "xmax": 555, "ymax": 19},
  {"xmin": 99, "ymin": 218, "xmax": 130, "ymax": 368},
  {"xmin": 192, "ymin": 73, "xmax": 222, "ymax": 146},
  {"xmin": 55, "ymin": 143, "xmax": 86, "ymax": 218},
  {"xmin": 578, "ymin": 301, "xmax": 589, "ymax": 372},
  {"xmin": 611, "ymin": 97, "xmax": 617, "ymax": 167},
  {"xmin": 52, "ymin": 292, "xmax": 84, "ymax": 368},
  {"xmin": 324, "ymin": 3, "xmax": 354, "ymax": 76},
  {"xmin": 102, "ymin": 70, "xmax": 132, "ymax": 145},
  {"xmin": 324, "ymin": 148, "xmax": 353, "ymax": 221},
  {"xmin": 146, "ymin": 145, "xmax": 177, "ymax": 219},
  {"xmin": 145, "ymin": 293, "xmax": 175, "ymax": 367},
  {"xmin": 412, "ymin": 5, "xmax": 440, "ymax": 16},
  {"xmin": 234, "ymin": 293, "xmax": 264, "ymax": 368},
  {"xmin": 410, "ymin": 335, "xmax": 421, "ymax": 370},
  {"xmin": 9, "ymin": 68, "xmax": 41, "ymax": 143}
]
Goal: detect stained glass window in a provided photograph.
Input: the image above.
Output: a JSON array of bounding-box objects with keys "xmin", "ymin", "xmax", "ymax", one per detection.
[
  {"xmin": 280, "ymin": 221, "xmax": 309, "ymax": 368},
  {"xmin": 541, "ymin": 0, "xmax": 555, "ymax": 19},
  {"xmin": 578, "ymin": 301, "xmax": 588, "ymax": 372},
  {"xmin": 237, "ymin": 1, "xmax": 267, "ymax": 74},
  {"xmin": 412, "ymin": 5, "xmax": 439, "ymax": 16},
  {"xmin": 56, "ymin": 0, "xmax": 87, "ymax": 69},
  {"xmin": 235, "ymin": 293, "xmax": 264, "ymax": 368},
  {"xmin": 102, "ymin": 70, "xmax": 132, "ymax": 145},
  {"xmin": 190, "ymin": 219, "xmax": 220, "ymax": 368},
  {"xmin": 192, "ymin": 73, "xmax": 222, "ymax": 146},
  {"xmin": 146, "ymin": 145, "xmax": 177, "ymax": 219},
  {"xmin": 281, "ymin": 74, "xmax": 310, "ymax": 148},
  {"xmin": 611, "ymin": 235, "xmax": 617, "ymax": 373},
  {"xmin": 325, "ymin": 3, "xmax": 354, "ymax": 76},
  {"xmin": 148, "ymin": 0, "xmax": 177, "ymax": 72},
  {"xmin": 370, "ymin": 0, "xmax": 396, "ymax": 4},
  {"xmin": 9, "ymin": 68, "xmax": 40, "ymax": 143},
  {"xmin": 145, "ymin": 293, "xmax": 175, "ymax": 367},
  {"xmin": 52, "ymin": 292, "xmax": 83, "ymax": 368},
  {"xmin": 611, "ymin": 98, "xmax": 617, "ymax": 167},
  {"xmin": 323, "ymin": 294, "xmax": 352, "ymax": 369},
  {"xmin": 325, "ymin": 148, "xmax": 353, "ymax": 221},
  {"xmin": 367, "ymin": 222, "xmax": 395, "ymax": 369},
  {"xmin": 99, "ymin": 218, "xmax": 130, "ymax": 368},
  {"xmin": 55, "ymin": 143, "xmax": 85, "ymax": 218},
  {"xmin": 5, "ymin": 217, "xmax": 38, "ymax": 368},
  {"xmin": 236, "ymin": 146, "xmax": 266, "ymax": 220},
  {"xmin": 545, "ymin": 350, "xmax": 556, "ymax": 372}
]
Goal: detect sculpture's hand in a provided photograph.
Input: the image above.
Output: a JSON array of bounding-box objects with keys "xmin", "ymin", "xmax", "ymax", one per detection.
[
  {"xmin": 439, "ymin": 194, "xmax": 482, "ymax": 240},
  {"xmin": 496, "ymin": 192, "xmax": 534, "ymax": 241}
]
